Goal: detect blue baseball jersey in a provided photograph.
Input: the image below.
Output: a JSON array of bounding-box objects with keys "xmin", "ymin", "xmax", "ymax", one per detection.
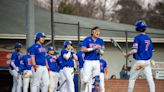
[
  {"xmin": 46, "ymin": 54, "xmax": 60, "ymax": 72},
  {"xmin": 76, "ymin": 51, "xmax": 85, "ymax": 69},
  {"xmin": 132, "ymin": 34, "xmax": 154, "ymax": 60},
  {"xmin": 61, "ymin": 48, "xmax": 74, "ymax": 67},
  {"xmin": 56, "ymin": 56, "xmax": 65, "ymax": 70},
  {"xmin": 82, "ymin": 36, "xmax": 105, "ymax": 60},
  {"xmin": 11, "ymin": 51, "xmax": 21, "ymax": 67},
  {"xmin": 19, "ymin": 54, "xmax": 32, "ymax": 71},
  {"xmin": 30, "ymin": 43, "xmax": 47, "ymax": 66},
  {"xmin": 100, "ymin": 59, "xmax": 107, "ymax": 73}
]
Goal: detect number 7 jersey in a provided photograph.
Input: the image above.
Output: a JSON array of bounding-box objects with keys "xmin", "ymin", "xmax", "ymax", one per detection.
[{"xmin": 132, "ymin": 34, "xmax": 154, "ymax": 60}]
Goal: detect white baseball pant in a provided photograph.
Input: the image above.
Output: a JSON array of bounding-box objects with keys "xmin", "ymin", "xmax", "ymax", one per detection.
[
  {"xmin": 81, "ymin": 68, "xmax": 93, "ymax": 92},
  {"xmin": 99, "ymin": 73, "xmax": 105, "ymax": 92},
  {"xmin": 82, "ymin": 60, "xmax": 100, "ymax": 92},
  {"xmin": 128, "ymin": 60, "xmax": 155, "ymax": 92},
  {"xmin": 80, "ymin": 68, "xmax": 84, "ymax": 92},
  {"xmin": 59, "ymin": 69, "xmax": 66, "ymax": 92},
  {"xmin": 9, "ymin": 69, "xmax": 22, "ymax": 92},
  {"xmin": 31, "ymin": 66, "xmax": 49, "ymax": 92},
  {"xmin": 23, "ymin": 70, "xmax": 32, "ymax": 92},
  {"xmin": 49, "ymin": 71, "xmax": 59, "ymax": 92},
  {"xmin": 63, "ymin": 67, "xmax": 75, "ymax": 92}
]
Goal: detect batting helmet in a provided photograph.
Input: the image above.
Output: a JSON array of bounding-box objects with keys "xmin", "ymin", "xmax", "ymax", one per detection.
[
  {"xmin": 79, "ymin": 42, "xmax": 83, "ymax": 47},
  {"xmin": 15, "ymin": 42, "xmax": 22, "ymax": 48},
  {"xmin": 64, "ymin": 40, "xmax": 72, "ymax": 48},
  {"xmin": 48, "ymin": 46, "xmax": 54, "ymax": 51},
  {"xmin": 135, "ymin": 20, "xmax": 147, "ymax": 32},
  {"xmin": 35, "ymin": 32, "xmax": 46, "ymax": 42}
]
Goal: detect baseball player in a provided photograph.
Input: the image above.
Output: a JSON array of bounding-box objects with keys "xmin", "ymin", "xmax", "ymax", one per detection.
[
  {"xmin": 9, "ymin": 42, "xmax": 23, "ymax": 92},
  {"xmin": 56, "ymin": 54, "xmax": 66, "ymax": 92},
  {"xmin": 46, "ymin": 46, "xmax": 60, "ymax": 92},
  {"xmin": 125, "ymin": 20, "xmax": 155, "ymax": 92},
  {"xmin": 76, "ymin": 42, "xmax": 85, "ymax": 71},
  {"xmin": 81, "ymin": 26, "xmax": 105, "ymax": 92},
  {"xmin": 74, "ymin": 42, "xmax": 85, "ymax": 92},
  {"xmin": 92, "ymin": 76, "xmax": 100, "ymax": 92},
  {"xmin": 99, "ymin": 59, "xmax": 108, "ymax": 92},
  {"xmin": 19, "ymin": 47, "xmax": 32, "ymax": 92},
  {"xmin": 61, "ymin": 40, "xmax": 78, "ymax": 92},
  {"xmin": 30, "ymin": 32, "xmax": 49, "ymax": 92}
]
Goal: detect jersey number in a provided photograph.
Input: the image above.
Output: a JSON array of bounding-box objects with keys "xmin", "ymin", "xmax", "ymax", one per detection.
[{"xmin": 145, "ymin": 40, "xmax": 150, "ymax": 51}]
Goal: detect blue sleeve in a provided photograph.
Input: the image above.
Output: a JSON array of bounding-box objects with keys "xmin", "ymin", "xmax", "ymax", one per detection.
[
  {"xmin": 61, "ymin": 49, "xmax": 68, "ymax": 57},
  {"xmin": 61, "ymin": 50, "xmax": 64, "ymax": 58},
  {"xmin": 46, "ymin": 56, "xmax": 51, "ymax": 65},
  {"xmin": 11, "ymin": 52, "xmax": 16, "ymax": 60},
  {"xmin": 82, "ymin": 38, "xmax": 87, "ymax": 48},
  {"xmin": 104, "ymin": 61, "xmax": 107, "ymax": 68},
  {"xmin": 56, "ymin": 58, "xmax": 60, "ymax": 65},
  {"xmin": 30, "ymin": 45, "xmax": 35, "ymax": 56},
  {"xmin": 132, "ymin": 37, "xmax": 139, "ymax": 49},
  {"xmin": 19, "ymin": 57, "xmax": 24, "ymax": 73}
]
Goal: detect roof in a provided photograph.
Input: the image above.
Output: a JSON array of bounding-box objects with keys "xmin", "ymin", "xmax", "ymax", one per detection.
[{"xmin": 0, "ymin": 0, "xmax": 164, "ymax": 42}]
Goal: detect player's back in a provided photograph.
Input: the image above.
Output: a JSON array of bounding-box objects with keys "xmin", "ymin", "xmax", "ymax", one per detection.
[
  {"xmin": 76, "ymin": 51, "xmax": 85, "ymax": 69},
  {"xmin": 133, "ymin": 34, "xmax": 153, "ymax": 60},
  {"xmin": 46, "ymin": 54, "xmax": 60, "ymax": 72},
  {"xmin": 100, "ymin": 59, "xmax": 107, "ymax": 73},
  {"xmin": 21, "ymin": 54, "xmax": 32, "ymax": 70}
]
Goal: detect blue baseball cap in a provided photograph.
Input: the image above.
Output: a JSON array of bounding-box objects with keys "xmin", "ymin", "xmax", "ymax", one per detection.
[
  {"xmin": 48, "ymin": 46, "xmax": 54, "ymax": 51},
  {"xmin": 64, "ymin": 40, "xmax": 72, "ymax": 48},
  {"xmin": 135, "ymin": 20, "xmax": 147, "ymax": 32},
  {"xmin": 15, "ymin": 42, "xmax": 22, "ymax": 48},
  {"xmin": 79, "ymin": 42, "xmax": 83, "ymax": 47},
  {"xmin": 35, "ymin": 32, "xmax": 46, "ymax": 42}
]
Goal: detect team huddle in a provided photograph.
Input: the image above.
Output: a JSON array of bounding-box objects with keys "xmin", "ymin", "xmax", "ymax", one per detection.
[
  {"xmin": 9, "ymin": 20, "xmax": 155, "ymax": 92},
  {"xmin": 9, "ymin": 26, "xmax": 107, "ymax": 92}
]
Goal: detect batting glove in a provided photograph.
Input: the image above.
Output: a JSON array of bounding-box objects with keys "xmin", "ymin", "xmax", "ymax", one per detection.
[
  {"xmin": 33, "ymin": 65, "xmax": 37, "ymax": 72},
  {"xmin": 151, "ymin": 60, "xmax": 155, "ymax": 66}
]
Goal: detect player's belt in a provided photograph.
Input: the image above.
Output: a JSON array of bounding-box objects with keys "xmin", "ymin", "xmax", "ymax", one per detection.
[
  {"xmin": 51, "ymin": 70, "xmax": 59, "ymax": 72},
  {"xmin": 65, "ymin": 66, "xmax": 73, "ymax": 68}
]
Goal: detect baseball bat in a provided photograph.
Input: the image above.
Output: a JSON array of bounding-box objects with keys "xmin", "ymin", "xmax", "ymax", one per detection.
[
  {"xmin": 56, "ymin": 80, "xmax": 66, "ymax": 91},
  {"xmin": 56, "ymin": 70, "xmax": 75, "ymax": 91},
  {"xmin": 110, "ymin": 38, "xmax": 126, "ymax": 55},
  {"xmin": 110, "ymin": 38, "xmax": 134, "ymax": 65}
]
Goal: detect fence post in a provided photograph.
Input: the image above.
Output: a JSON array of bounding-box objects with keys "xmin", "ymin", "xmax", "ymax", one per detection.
[
  {"xmin": 25, "ymin": 0, "xmax": 35, "ymax": 47},
  {"xmin": 77, "ymin": 21, "xmax": 81, "ymax": 92},
  {"xmin": 51, "ymin": 0, "xmax": 55, "ymax": 48},
  {"xmin": 78, "ymin": 22, "xmax": 80, "ymax": 45},
  {"xmin": 125, "ymin": 31, "xmax": 129, "ymax": 78}
]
